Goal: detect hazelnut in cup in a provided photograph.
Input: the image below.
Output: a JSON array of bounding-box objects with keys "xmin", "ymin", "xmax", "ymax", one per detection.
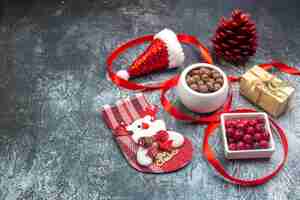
[{"xmin": 177, "ymin": 63, "xmax": 229, "ymax": 113}]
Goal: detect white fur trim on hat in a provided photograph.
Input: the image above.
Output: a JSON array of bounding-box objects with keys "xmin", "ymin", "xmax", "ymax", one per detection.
[
  {"xmin": 117, "ymin": 70, "xmax": 130, "ymax": 80},
  {"xmin": 154, "ymin": 28, "xmax": 185, "ymax": 68}
]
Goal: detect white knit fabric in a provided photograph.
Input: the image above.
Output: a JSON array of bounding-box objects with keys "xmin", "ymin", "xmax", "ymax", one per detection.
[
  {"xmin": 154, "ymin": 28, "xmax": 185, "ymax": 68},
  {"xmin": 116, "ymin": 70, "xmax": 130, "ymax": 80}
]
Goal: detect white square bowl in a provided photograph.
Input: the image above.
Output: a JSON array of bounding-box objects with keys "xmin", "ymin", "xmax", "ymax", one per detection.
[{"xmin": 221, "ymin": 112, "xmax": 275, "ymax": 160}]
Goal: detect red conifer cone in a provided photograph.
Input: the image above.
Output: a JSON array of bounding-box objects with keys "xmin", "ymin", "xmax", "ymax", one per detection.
[{"xmin": 212, "ymin": 9, "xmax": 258, "ymax": 64}]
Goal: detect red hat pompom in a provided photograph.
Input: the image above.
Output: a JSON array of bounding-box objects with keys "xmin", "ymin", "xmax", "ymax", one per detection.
[{"xmin": 117, "ymin": 29, "xmax": 185, "ymax": 80}]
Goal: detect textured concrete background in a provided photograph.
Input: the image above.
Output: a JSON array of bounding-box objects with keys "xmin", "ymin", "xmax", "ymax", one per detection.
[{"xmin": 1, "ymin": 0, "xmax": 300, "ymax": 199}]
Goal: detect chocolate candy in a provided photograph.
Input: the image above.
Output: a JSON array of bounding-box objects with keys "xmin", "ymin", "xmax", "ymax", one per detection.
[
  {"xmin": 198, "ymin": 84, "xmax": 209, "ymax": 93},
  {"xmin": 186, "ymin": 67, "xmax": 224, "ymax": 93}
]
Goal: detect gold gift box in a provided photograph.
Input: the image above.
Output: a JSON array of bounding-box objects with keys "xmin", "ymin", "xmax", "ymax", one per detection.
[{"xmin": 240, "ymin": 65, "xmax": 295, "ymax": 117}]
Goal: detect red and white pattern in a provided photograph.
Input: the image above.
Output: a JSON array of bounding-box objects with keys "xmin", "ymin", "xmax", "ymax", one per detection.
[
  {"xmin": 101, "ymin": 93, "xmax": 193, "ymax": 173},
  {"xmin": 116, "ymin": 29, "xmax": 185, "ymax": 80}
]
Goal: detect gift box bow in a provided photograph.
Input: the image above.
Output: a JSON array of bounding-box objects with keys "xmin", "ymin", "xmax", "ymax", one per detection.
[{"xmin": 248, "ymin": 66, "xmax": 292, "ymax": 102}]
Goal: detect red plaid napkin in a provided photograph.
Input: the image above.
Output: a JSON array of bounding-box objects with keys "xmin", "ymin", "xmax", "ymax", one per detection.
[{"xmin": 101, "ymin": 93, "xmax": 193, "ymax": 173}]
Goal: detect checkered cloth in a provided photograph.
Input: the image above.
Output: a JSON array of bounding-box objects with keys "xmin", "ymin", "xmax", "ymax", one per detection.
[{"xmin": 101, "ymin": 93, "xmax": 193, "ymax": 173}]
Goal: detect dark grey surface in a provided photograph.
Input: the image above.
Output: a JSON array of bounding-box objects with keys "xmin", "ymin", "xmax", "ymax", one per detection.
[{"xmin": 1, "ymin": 0, "xmax": 300, "ymax": 199}]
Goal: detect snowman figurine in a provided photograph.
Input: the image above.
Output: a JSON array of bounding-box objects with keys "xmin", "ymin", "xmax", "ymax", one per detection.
[{"xmin": 126, "ymin": 115, "xmax": 184, "ymax": 166}]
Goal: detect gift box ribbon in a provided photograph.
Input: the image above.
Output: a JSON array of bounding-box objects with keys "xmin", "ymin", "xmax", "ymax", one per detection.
[{"xmin": 248, "ymin": 67, "xmax": 291, "ymax": 102}]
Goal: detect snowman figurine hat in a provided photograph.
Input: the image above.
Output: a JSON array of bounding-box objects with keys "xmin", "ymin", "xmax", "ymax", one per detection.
[{"xmin": 117, "ymin": 28, "xmax": 185, "ymax": 80}]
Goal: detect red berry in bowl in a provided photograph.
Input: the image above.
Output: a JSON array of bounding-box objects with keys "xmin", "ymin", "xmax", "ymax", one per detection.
[
  {"xmin": 259, "ymin": 140, "xmax": 269, "ymax": 149},
  {"xmin": 226, "ymin": 127, "xmax": 235, "ymax": 137},
  {"xmin": 245, "ymin": 126, "xmax": 255, "ymax": 135},
  {"xmin": 255, "ymin": 123, "xmax": 265, "ymax": 132},
  {"xmin": 230, "ymin": 120, "xmax": 239, "ymax": 127},
  {"xmin": 231, "ymin": 120, "xmax": 239, "ymax": 127},
  {"xmin": 242, "ymin": 119, "xmax": 250, "ymax": 125},
  {"xmin": 234, "ymin": 119, "xmax": 240, "ymax": 124},
  {"xmin": 233, "ymin": 130, "xmax": 244, "ymax": 140},
  {"xmin": 228, "ymin": 137, "xmax": 235, "ymax": 143},
  {"xmin": 261, "ymin": 132, "xmax": 270, "ymax": 140},
  {"xmin": 248, "ymin": 119, "xmax": 256, "ymax": 126},
  {"xmin": 256, "ymin": 118, "xmax": 265, "ymax": 124},
  {"xmin": 243, "ymin": 134, "xmax": 253, "ymax": 144},
  {"xmin": 254, "ymin": 133, "xmax": 263, "ymax": 141},
  {"xmin": 237, "ymin": 141, "xmax": 246, "ymax": 150},
  {"xmin": 225, "ymin": 121, "xmax": 231, "ymax": 128},
  {"xmin": 229, "ymin": 143, "xmax": 237, "ymax": 151},
  {"xmin": 245, "ymin": 143, "xmax": 253, "ymax": 150},
  {"xmin": 237, "ymin": 123, "xmax": 245, "ymax": 130},
  {"xmin": 225, "ymin": 120, "xmax": 235, "ymax": 128}
]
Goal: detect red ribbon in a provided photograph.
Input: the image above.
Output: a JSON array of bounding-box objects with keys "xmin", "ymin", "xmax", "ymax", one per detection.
[
  {"xmin": 160, "ymin": 60, "xmax": 300, "ymax": 123},
  {"xmin": 106, "ymin": 34, "xmax": 213, "ymax": 91},
  {"xmin": 106, "ymin": 33, "xmax": 300, "ymax": 186},
  {"xmin": 158, "ymin": 61, "xmax": 298, "ymax": 186},
  {"xmin": 203, "ymin": 109, "xmax": 289, "ymax": 186}
]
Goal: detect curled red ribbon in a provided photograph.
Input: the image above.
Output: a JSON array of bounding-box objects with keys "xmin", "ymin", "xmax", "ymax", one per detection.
[
  {"xmin": 200, "ymin": 61, "xmax": 299, "ymax": 186},
  {"xmin": 158, "ymin": 61, "xmax": 297, "ymax": 186},
  {"xmin": 106, "ymin": 34, "xmax": 213, "ymax": 91}
]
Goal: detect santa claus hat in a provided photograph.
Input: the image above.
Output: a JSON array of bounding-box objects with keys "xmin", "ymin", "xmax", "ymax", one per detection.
[{"xmin": 117, "ymin": 29, "xmax": 185, "ymax": 80}]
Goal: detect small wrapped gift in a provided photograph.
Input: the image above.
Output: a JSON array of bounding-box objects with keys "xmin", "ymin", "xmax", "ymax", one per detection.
[{"xmin": 240, "ymin": 65, "xmax": 295, "ymax": 117}]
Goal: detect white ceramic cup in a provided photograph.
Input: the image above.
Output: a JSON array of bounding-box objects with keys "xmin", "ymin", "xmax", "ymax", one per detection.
[{"xmin": 177, "ymin": 63, "xmax": 229, "ymax": 113}]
